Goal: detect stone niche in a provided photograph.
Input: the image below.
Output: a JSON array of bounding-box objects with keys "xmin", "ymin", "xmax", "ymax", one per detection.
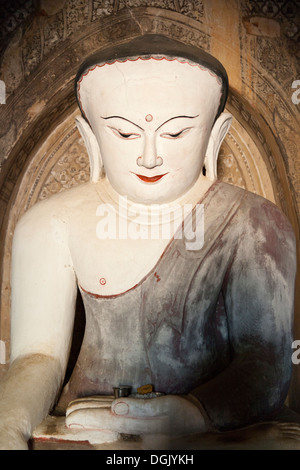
[{"xmin": 0, "ymin": 2, "xmax": 299, "ymax": 410}]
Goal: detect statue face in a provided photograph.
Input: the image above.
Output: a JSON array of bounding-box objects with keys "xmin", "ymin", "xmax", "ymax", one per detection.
[{"xmin": 78, "ymin": 58, "xmax": 222, "ymax": 203}]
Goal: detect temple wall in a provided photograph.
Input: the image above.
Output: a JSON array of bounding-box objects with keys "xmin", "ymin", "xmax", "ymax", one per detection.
[{"xmin": 0, "ymin": 0, "xmax": 299, "ymax": 408}]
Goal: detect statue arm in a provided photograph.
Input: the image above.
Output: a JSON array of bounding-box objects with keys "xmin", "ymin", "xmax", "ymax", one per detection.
[
  {"xmin": 0, "ymin": 205, "xmax": 77, "ymax": 449},
  {"xmin": 189, "ymin": 200, "xmax": 297, "ymax": 431}
]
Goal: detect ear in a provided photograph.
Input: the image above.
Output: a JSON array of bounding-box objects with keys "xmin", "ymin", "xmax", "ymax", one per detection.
[
  {"xmin": 75, "ymin": 115, "xmax": 104, "ymax": 182},
  {"xmin": 204, "ymin": 112, "xmax": 232, "ymax": 182}
]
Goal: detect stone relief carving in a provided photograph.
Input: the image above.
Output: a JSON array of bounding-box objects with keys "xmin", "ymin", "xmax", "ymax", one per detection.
[
  {"xmin": 242, "ymin": 0, "xmax": 299, "ymax": 55},
  {"xmin": 0, "ymin": 0, "xmax": 205, "ymax": 95},
  {"xmin": 37, "ymin": 137, "xmax": 90, "ymax": 204}
]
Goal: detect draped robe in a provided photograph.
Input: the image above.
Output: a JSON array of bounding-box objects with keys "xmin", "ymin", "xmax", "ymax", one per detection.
[{"xmin": 57, "ymin": 181, "xmax": 296, "ymax": 430}]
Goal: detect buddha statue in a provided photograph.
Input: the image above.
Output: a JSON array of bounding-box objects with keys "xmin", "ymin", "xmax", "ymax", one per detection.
[{"xmin": 0, "ymin": 35, "xmax": 297, "ymax": 449}]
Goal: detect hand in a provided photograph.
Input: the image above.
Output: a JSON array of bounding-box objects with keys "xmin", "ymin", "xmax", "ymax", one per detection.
[
  {"xmin": 112, "ymin": 395, "xmax": 207, "ymax": 436},
  {"xmin": 66, "ymin": 394, "xmax": 207, "ymax": 437}
]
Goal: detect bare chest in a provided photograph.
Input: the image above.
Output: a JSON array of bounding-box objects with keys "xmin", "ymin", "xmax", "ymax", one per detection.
[{"xmin": 69, "ymin": 234, "xmax": 170, "ymax": 296}]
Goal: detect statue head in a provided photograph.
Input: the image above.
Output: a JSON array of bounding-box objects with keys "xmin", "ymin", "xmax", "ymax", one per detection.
[{"xmin": 75, "ymin": 35, "xmax": 232, "ymax": 204}]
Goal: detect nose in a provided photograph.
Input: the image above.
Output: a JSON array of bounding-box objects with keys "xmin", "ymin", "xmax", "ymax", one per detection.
[{"xmin": 137, "ymin": 135, "xmax": 163, "ymax": 168}]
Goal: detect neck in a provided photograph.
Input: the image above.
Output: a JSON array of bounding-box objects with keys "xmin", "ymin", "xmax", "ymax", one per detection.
[
  {"xmin": 93, "ymin": 173, "xmax": 214, "ymax": 233},
  {"xmin": 95, "ymin": 172, "xmax": 214, "ymax": 208}
]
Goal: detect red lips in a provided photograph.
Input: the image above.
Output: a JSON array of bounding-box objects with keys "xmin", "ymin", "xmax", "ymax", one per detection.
[{"xmin": 135, "ymin": 173, "xmax": 168, "ymax": 183}]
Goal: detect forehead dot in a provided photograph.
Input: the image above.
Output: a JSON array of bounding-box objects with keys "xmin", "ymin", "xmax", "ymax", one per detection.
[{"xmin": 145, "ymin": 114, "xmax": 153, "ymax": 122}]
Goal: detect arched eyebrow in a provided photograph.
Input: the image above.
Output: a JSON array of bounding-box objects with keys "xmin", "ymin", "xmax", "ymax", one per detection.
[
  {"xmin": 155, "ymin": 115, "xmax": 199, "ymax": 131},
  {"xmin": 101, "ymin": 116, "xmax": 144, "ymax": 131},
  {"xmin": 101, "ymin": 114, "xmax": 199, "ymax": 132}
]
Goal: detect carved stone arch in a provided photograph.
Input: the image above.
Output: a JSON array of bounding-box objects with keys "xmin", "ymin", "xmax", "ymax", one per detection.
[{"xmin": 0, "ymin": 6, "xmax": 299, "ymax": 406}]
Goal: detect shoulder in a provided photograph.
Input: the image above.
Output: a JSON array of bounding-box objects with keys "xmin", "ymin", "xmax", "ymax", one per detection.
[
  {"xmin": 211, "ymin": 182, "xmax": 296, "ymax": 257},
  {"xmin": 215, "ymin": 181, "xmax": 294, "ymax": 234},
  {"xmin": 14, "ymin": 182, "xmax": 98, "ymax": 235},
  {"xmin": 218, "ymin": 184, "xmax": 296, "ymax": 275},
  {"xmin": 237, "ymin": 185, "xmax": 295, "ymax": 244}
]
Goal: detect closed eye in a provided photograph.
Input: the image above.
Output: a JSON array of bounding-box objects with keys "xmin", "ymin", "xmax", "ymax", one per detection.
[
  {"xmin": 108, "ymin": 126, "xmax": 141, "ymax": 140},
  {"xmin": 160, "ymin": 127, "xmax": 193, "ymax": 139}
]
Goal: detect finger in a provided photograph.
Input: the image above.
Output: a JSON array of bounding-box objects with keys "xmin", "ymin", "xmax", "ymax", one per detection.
[
  {"xmin": 112, "ymin": 396, "xmax": 169, "ymax": 417},
  {"xmin": 66, "ymin": 396, "xmax": 114, "ymax": 416},
  {"xmin": 66, "ymin": 407, "xmax": 169, "ymax": 435}
]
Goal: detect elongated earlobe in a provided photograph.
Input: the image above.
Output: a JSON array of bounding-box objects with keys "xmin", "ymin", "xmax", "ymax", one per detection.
[
  {"xmin": 204, "ymin": 112, "xmax": 232, "ymax": 182},
  {"xmin": 75, "ymin": 116, "xmax": 104, "ymax": 182}
]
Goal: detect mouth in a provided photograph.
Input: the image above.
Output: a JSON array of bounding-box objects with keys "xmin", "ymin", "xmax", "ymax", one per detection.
[{"xmin": 134, "ymin": 173, "xmax": 168, "ymax": 183}]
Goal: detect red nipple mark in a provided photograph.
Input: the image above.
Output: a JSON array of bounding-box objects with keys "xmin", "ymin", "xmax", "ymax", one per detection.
[
  {"xmin": 154, "ymin": 272, "xmax": 160, "ymax": 282},
  {"xmin": 99, "ymin": 277, "xmax": 106, "ymax": 285}
]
